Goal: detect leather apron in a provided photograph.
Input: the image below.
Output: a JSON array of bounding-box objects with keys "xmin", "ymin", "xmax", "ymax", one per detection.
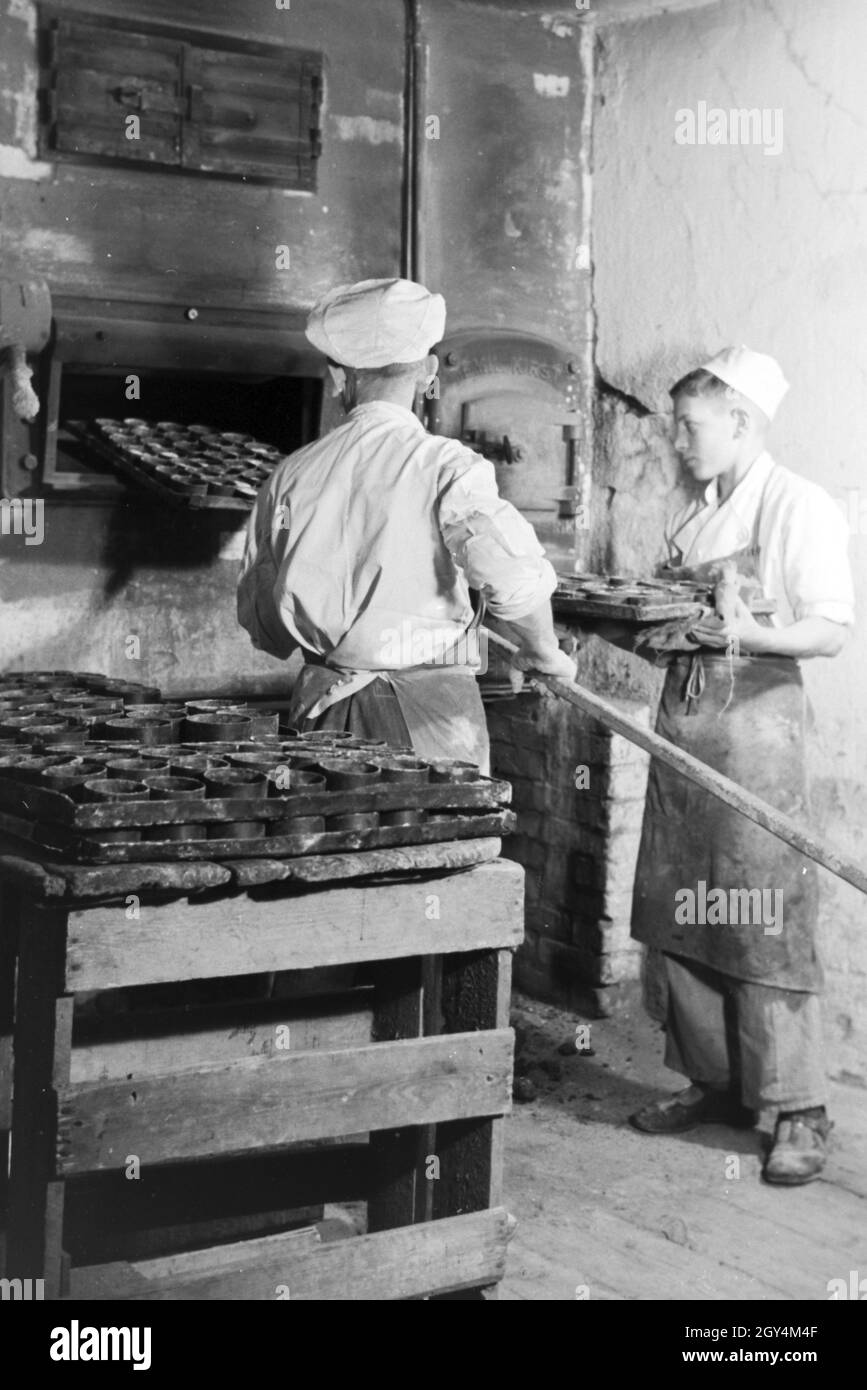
[{"xmin": 631, "ymin": 496, "xmax": 821, "ymax": 992}]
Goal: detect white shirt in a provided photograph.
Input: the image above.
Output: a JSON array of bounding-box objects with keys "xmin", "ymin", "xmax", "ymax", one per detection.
[
  {"xmin": 237, "ymin": 400, "xmax": 557, "ymax": 673},
  {"xmin": 665, "ymin": 451, "xmax": 855, "ymax": 628}
]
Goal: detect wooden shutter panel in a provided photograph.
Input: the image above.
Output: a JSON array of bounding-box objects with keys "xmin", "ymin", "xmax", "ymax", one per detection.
[
  {"xmin": 45, "ymin": 16, "xmax": 184, "ymax": 167},
  {"xmin": 182, "ymin": 45, "xmax": 322, "ymax": 187},
  {"xmin": 40, "ymin": 11, "xmax": 322, "ymax": 189}
]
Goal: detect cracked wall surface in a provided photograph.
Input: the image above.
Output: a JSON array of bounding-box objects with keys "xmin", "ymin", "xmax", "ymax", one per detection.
[{"xmin": 593, "ymin": 0, "xmax": 867, "ymax": 1080}]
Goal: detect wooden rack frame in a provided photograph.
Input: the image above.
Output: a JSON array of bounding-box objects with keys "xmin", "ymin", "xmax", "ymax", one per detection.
[{"xmin": 0, "ymin": 853, "xmax": 522, "ymax": 1300}]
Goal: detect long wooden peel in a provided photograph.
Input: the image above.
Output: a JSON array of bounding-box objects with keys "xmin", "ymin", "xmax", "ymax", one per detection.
[{"xmin": 484, "ymin": 627, "xmax": 867, "ymax": 898}]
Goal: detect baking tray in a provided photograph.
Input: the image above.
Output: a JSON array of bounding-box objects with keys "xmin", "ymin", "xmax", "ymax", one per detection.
[
  {"xmin": 0, "ymin": 678, "xmax": 511, "ymax": 864},
  {"xmin": 65, "ymin": 420, "xmax": 278, "ymax": 512},
  {"xmin": 0, "ymin": 749, "xmax": 511, "ymax": 864},
  {"xmin": 66, "ymin": 430, "xmax": 246, "ymax": 511},
  {"xmin": 553, "ymin": 574, "xmax": 776, "ymax": 623},
  {"xmin": 0, "ymin": 807, "xmax": 514, "ymax": 864},
  {"xmin": 0, "ymin": 772, "xmax": 510, "ymax": 829}
]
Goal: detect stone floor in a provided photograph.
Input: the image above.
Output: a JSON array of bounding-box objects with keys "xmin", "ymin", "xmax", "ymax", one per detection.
[{"xmin": 500, "ymin": 990, "xmax": 867, "ymax": 1301}]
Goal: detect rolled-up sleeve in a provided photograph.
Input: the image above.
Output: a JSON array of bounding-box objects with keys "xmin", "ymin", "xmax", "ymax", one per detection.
[
  {"xmin": 237, "ymin": 492, "xmax": 298, "ymax": 659},
  {"xmin": 780, "ymin": 490, "xmax": 855, "ymax": 627},
  {"xmin": 437, "ymin": 451, "xmax": 557, "ymax": 620}
]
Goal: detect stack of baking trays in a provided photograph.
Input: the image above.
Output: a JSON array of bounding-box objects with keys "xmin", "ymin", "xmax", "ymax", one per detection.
[
  {"xmin": 553, "ymin": 573, "xmax": 776, "ymax": 622},
  {"xmin": 64, "ymin": 418, "xmax": 283, "ymax": 510},
  {"xmin": 0, "ymin": 672, "xmax": 513, "ymax": 865}
]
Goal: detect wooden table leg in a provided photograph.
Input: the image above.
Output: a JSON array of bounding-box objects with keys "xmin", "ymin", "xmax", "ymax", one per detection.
[
  {"xmin": 367, "ymin": 955, "xmax": 434, "ymax": 1232},
  {"xmin": 431, "ymin": 947, "xmax": 513, "ymax": 1300},
  {"xmin": 6, "ymin": 897, "xmax": 71, "ymax": 1297}
]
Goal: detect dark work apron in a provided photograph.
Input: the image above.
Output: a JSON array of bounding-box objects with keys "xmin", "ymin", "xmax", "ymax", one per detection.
[
  {"xmin": 285, "ymin": 591, "xmax": 490, "ymax": 771},
  {"xmin": 631, "ymin": 495, "xmax": 821, "ymax": 993},
  {"xmin": 631, "ymin": 652, "xmax": 821, "ymax": 990}
]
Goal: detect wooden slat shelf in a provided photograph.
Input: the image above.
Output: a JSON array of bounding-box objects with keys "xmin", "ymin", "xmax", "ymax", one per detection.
[
  {"xmin": 57, "ymin": 1029, "xmax": 513, "ymax": 1174},
  {"xmin": 68, "ymin": 1207, "xmax": 515, "ymax": 1302},
  {"xmin": 62, "ymin": 859, "xmax": 524, "ymax": 989}
]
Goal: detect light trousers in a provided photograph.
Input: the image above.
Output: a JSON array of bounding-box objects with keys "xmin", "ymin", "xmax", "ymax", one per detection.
[{"xmin": 664, "ymin": 952, "xmax": 827, "ymax": 1113}]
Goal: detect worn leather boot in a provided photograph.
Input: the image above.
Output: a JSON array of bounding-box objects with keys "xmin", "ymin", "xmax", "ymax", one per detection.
[
  {"xmin": 630, "ymin": 1082, "xmax": 754, "ymax": 1134},
  {"xmin": 762, "ymin": 1108, "xmax": 832, "ymax": 1185}
]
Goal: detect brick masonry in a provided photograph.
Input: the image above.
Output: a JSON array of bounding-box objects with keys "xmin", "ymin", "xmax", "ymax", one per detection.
[{"xmin": 487, "ymin": 687, "xmax": 651, "ymax": 1016}]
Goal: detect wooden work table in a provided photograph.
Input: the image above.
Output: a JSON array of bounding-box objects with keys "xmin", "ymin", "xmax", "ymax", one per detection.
[{"xmin": 0, "ymin": 840, "xmax": 522, "ymax": 1300}]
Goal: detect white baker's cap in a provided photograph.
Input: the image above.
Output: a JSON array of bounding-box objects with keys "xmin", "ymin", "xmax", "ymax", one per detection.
[
  {"xmin": 699, "ymin": 344, "xmax": 789, "ymax": 420},
  {"xmin": 305, "ymin": 277, "xmax": 446, "ymax": 368}
]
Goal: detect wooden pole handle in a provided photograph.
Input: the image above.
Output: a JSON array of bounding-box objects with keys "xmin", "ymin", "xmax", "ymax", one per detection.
[{"xmin": 483, "ymin": 626, "xmax": 867, "ymax": 898}]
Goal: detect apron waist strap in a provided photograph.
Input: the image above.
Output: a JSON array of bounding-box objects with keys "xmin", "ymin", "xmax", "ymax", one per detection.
[{"xmin": 683, "ymin": 652, "xmax": 706, "ymax": 712}]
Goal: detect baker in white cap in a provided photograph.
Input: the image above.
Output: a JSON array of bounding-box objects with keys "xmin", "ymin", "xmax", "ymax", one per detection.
[
  {"xmin": 695, "ymin": 344, "xmax": 790, "ymax": 420},
  {"xmin": 305, "ymin": 276, "xmax": 447, "ymax": 369},
  {"xmin": 616, "ymin": 345, "xmax": 854, "ymax": 1186},
  {"xmin": 238, "ymin": 277, "xmax": 574, "ymax": 772}
]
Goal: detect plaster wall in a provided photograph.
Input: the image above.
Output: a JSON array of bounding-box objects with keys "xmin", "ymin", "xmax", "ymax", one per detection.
[{"xmin": 592, "ymin": 0, "xmax": 867, "ymax": 1079}]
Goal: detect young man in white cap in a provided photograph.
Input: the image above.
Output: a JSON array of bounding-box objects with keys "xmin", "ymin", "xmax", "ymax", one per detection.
[
  {"xmin": 624, "ymin": 345, "xmax": 854, "ymax": 1185},
  {"xmin": 237, "ymin": 277, "xmax": 574, "ymax": 774}
]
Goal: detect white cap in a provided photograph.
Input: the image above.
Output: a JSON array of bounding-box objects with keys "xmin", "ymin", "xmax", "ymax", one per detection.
[
  {"xmin": 699, "ymin": 344, "xmax": 789, "ymax": 420},
  {"xmin": 305, "ymin": 278, "xmax": 446, "ymax": 368}
]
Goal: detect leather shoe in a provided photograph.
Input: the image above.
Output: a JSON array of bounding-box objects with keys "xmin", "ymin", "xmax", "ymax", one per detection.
[
  {"xmin": 762, "ymin": 1109, "xmax": 832, "ymax": 1186},
  {"xmin": 630, "ymin": 1083, "xmax": 754, "ymax": 1134}
]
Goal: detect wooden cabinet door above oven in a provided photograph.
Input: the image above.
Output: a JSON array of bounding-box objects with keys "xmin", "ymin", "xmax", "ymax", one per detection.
[{"xmin": 39, "ymin": 9, "xmax": 323, "ymax": 189}]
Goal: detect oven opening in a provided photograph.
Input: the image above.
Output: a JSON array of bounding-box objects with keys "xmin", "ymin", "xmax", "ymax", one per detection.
[{"xmin": 49, "ymin": 369, "xmax": 323, "ymax": 492}]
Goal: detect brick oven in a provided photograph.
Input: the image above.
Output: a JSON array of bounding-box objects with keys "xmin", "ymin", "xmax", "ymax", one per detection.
[{"xmin": 488, "ymin": 686, "xmax": 651, "ymax": 1016}]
